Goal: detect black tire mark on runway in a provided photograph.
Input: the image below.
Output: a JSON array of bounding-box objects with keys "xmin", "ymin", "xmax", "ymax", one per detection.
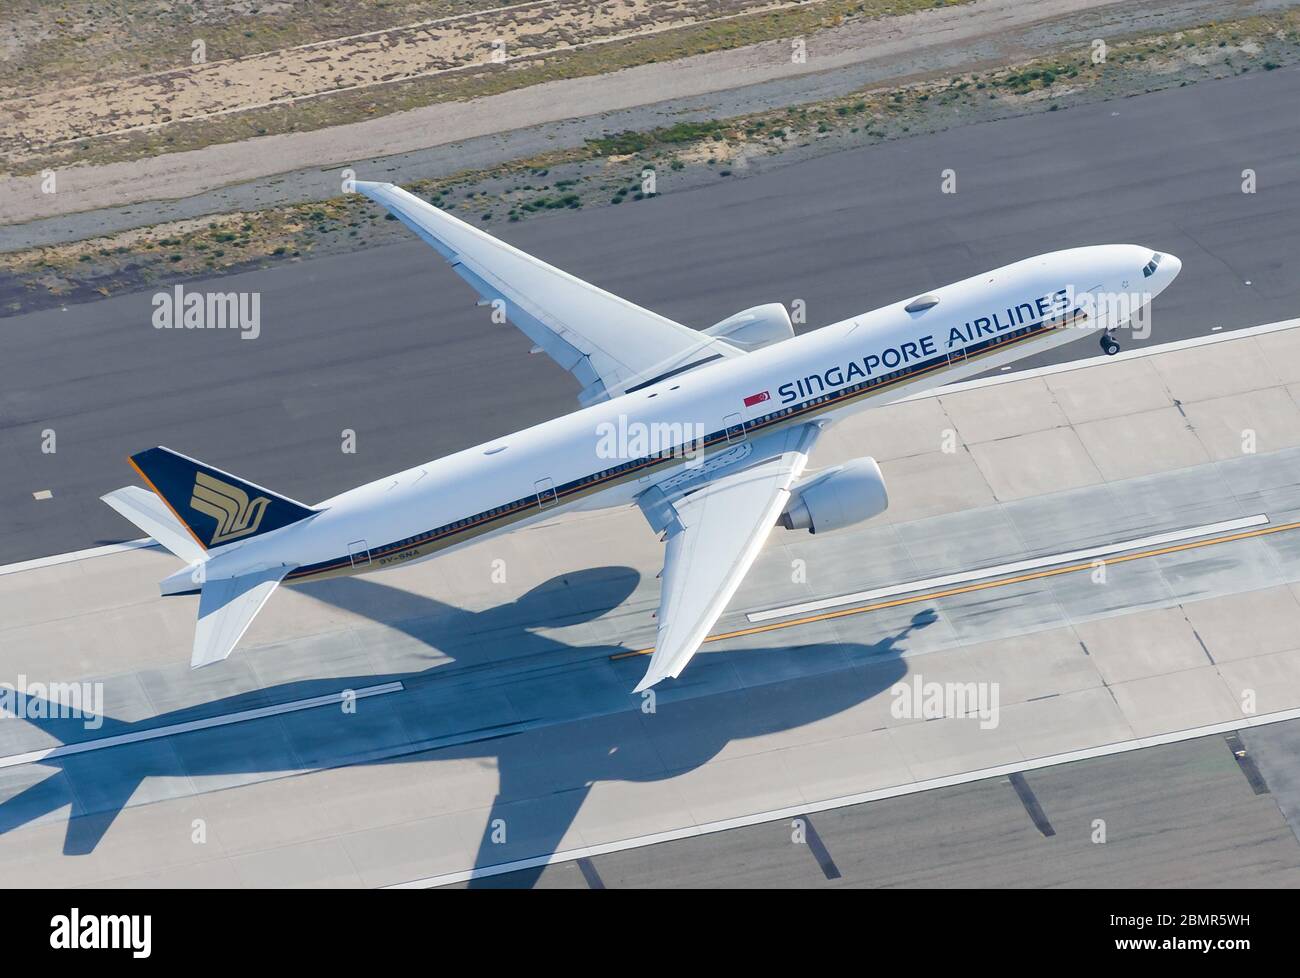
[
  {"xmin": 576, "ymin": 857, "xmax": 606, "ymax": 889},
  {"xmin": 1192, "ymin": 626, "xmax": 1215, "ymax": 664},
  {"xmin": 799, "ymin": 816, "xmax": 842, "ymax": 880},
  {"xmin": 1224, "ymin": 733, "xmax": 1270, "ymax": 795},
  {"xmin": 1008, "ymin": 772, "xmax": 1055, "ymax": 837}
]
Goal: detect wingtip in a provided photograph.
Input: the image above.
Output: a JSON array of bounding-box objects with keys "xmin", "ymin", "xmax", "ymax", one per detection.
[
  {"xmin": 632, "ymin": 673, "xmax": 660, "ymax": 694},
  {"xmin": 353, "ymin": 179, "xmax": 397, "ymax": 198},
  {"xmin": 632, "ymin": 660, "xmax": 676, "ymax": 694},
  {"xmin": 352, "ymin": 180, "xmax": 391, "ymax": 204}
]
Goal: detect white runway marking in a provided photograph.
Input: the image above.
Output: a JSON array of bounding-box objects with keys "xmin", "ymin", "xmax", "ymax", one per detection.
[
  {"xmin": 389, "ymin": 702, "xmax": 1300, "ymax": 889},
  {"xmin": 0, "ymin": 681, "xmax": 404, "ymax": 770},
  {"xmin": 0, "ymin": 538, "xmax": 156, "ymax": 577},
  {"xmin": 901, "ymin": 315, "xmax": 1300, "ymax": 400},
  {"xmin": 746, "ymin": 514, "xmax": 1269, "ymax": 624}
]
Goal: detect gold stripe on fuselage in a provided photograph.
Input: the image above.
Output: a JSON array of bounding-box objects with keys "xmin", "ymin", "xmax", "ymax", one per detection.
[{"xmin": 285, "ymin": 313, "xmax": 1085, "ymax": 585}]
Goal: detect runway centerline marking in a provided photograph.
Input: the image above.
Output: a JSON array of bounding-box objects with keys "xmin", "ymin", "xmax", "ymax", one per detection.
[
  {"xmin": 610, "ymin": 513, "xmax": 1288, "ymax": 660},
  {"xmin": 0, "ymin": 681, "xmax": 403, "ymax": 770},
  {"xmin": 747, "ymin": 515, "xmax": 1269, "ymax": 623}
]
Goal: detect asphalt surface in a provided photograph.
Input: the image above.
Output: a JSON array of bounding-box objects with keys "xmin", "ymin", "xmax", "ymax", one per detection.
[
  {"xmin": 484, "ymin": 731, "xmax": 1300, "ymax": 888},
  {"xmin": 4, "ymin": 66, "xmax": 1300, "ymax": 566}
]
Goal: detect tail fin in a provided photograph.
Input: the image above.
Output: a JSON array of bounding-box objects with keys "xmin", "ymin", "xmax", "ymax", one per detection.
[{"xmin": 127, "ymin": 447, "xmax": 316, "ymax": 551}]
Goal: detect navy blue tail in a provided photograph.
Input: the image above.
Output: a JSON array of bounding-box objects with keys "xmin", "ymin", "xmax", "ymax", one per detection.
[{"xmin": 129, "ymin": 446, "xmax": 316, "ymax": 550}]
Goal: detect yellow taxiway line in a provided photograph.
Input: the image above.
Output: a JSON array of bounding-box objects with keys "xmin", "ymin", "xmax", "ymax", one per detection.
[{"xmin": 610, "ymin": 516, "xmax": 1300, "ymax": 661}]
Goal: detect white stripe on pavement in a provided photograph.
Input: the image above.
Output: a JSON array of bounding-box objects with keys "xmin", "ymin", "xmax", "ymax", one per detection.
[
  {"xmin": 746, "ymin": 514, "xmax": 1269, "ymax": 623},
  {"xmin": 0, "ymin": 681, "xmax": 404, "ymax": 770},
  {"xmin": 903, "ymin": 316, "xmax": 1300, "ymax": 401},
  {"xmin": 388, "ymin": 702, "xmax": 1300, "ymax": 889},
  {"xmin": 0, "ymin": 538, "xmax": 157, "ymax": 577}
]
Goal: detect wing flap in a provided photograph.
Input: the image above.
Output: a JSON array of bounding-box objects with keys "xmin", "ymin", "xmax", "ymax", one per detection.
[
  {"xmin": 355, "ymin": 181, "xmax": 741, "ymax": 403},
  {"xmin": 193, "ymin": 565, "xmax": 292, "ymax": 668},
  {"xmin": 634, "ymin": 425, "xmax": 820, "ymax": 691}
]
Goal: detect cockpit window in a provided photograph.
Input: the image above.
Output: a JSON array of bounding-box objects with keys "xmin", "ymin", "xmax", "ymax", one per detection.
[{"xmin": 1142, "ymin": 252, "xmax": 1163, "ymax": 278}]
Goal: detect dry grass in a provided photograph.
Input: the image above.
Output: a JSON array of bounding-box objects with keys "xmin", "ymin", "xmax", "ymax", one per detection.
[
  {"xmin": 6, "ymin": 8, "xmax": 1296, "ymax": 306},
  {"xmin": 2, "ymin": 0, "xmax": 974, "ymax": 173}
]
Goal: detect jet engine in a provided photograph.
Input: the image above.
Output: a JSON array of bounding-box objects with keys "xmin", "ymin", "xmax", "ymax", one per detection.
[
  {"xmin": 703, "ymin": 303, "xmax": 795, "ymax": 351},
  {"xmin": 779, "ymin": 457, "xmax": 889, "ymax": 534}
]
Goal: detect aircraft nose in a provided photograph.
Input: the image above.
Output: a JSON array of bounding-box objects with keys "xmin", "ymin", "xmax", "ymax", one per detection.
[{"xmin": 1138, "ymin": 249, "xmax": 1181, "ymax": 289}]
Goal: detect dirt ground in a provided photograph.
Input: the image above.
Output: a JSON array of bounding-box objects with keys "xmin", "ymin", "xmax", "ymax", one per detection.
[
  {"xmin": 4, "ymin": 8, "xmax": 1296, "ymax": 317},
  {"xmin": 1, "ymin": 0, "xmax": 1113, "ymax": 221},
  {"xmin": 1, "ymin": 0, "xmax": 952, "ymax": 174},
  {"xmin": 2, "ymin": 0, "xmax": 795, "ymax": 154},
  {"xmin": 2, "ymin": 0, "xmax": 1295, "ymax": 230}
]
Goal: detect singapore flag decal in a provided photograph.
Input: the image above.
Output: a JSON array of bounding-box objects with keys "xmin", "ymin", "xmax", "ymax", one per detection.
[{"xmin": 743, "ymin": 390, "xmax": 771, "ymax": 408}]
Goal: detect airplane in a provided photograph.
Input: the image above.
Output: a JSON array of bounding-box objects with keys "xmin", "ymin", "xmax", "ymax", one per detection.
[{"xmin": 102, "ymin": 180, "xmax": 1182, "ymax": 692}]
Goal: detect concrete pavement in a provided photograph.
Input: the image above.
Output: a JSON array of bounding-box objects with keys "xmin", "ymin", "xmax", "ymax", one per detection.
[{"xmin": 4, "ymin": 323, "xmax": 1300, "ymax": 885}]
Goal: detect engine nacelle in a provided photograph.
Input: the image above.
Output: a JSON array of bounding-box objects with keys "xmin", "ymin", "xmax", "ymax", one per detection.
[
  {"xmin": 702, "ymin": 303, "xmax": 794, "ymax": 351},
  {"xmin": 779, "ymin": 457, "xmax": 889, "ymax": 534}
]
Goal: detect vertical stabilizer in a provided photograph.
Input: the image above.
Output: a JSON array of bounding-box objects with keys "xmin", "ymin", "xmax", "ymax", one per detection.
[{"xmin": 127, "ymin": 447, "xmax": 316, "ymax": 551}]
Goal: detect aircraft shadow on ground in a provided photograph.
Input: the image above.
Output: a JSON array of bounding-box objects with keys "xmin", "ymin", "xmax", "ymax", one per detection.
[{"xmin": 0, "ymin": 567, "xmax": 935, "ymax": 887}]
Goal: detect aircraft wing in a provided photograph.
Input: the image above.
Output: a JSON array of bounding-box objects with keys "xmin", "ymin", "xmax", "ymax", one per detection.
[
  {"xmin": 355, "ymin": 181, "xmax": 742, "ymax": 405},
  {"xmin": 634, "ymin": 425, "xmax": 821, "ymax": 692}
]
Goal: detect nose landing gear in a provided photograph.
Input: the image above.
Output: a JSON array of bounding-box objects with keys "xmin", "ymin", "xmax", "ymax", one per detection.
[{"xmin": 1100, "ymin": 331, "xmax": 1121, "ymax": 356}]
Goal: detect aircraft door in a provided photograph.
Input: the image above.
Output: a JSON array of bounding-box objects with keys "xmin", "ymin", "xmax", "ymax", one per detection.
[
  {"xmin": 723, "ymin": 412, "xmax": 746, "ymax": 443},
  {"xmin": 535, "ymin": 477, "xmax": 558, "ymax": 509},
  {"xmin": 348, "ymin": 539, "xmax": 371, "ymax": 568}
]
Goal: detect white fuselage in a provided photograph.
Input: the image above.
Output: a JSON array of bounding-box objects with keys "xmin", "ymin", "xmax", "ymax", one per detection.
[{"xmin": 197, "ymin": 244, "xmax": 1180, "ymax": 586}]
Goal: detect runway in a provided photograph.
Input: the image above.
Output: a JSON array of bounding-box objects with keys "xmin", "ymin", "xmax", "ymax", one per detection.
[
  {"xmin": 4, "ymin": 321, "xmax": 1300, "ymax": 886},
  {"xmin": 468, "ymin": 732, "xmax": 1300, "ymax": 888},
  {"xmin": 5, "ymin": 66, "xmax": 1300, "ymax": 564}
]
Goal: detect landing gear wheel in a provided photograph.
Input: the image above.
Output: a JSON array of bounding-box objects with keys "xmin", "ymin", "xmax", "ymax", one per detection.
[{"xmin": 1100, "ymin": 333, "xmax": 1121, "ymax": 356}]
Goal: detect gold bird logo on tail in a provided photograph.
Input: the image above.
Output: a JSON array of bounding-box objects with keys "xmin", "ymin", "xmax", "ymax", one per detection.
[{"xmin": 190, "ymin": 471, "xmax": 270, "ymax": 545}]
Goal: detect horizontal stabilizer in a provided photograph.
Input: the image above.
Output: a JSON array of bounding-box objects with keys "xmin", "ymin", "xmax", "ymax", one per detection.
[
  {"xmin": 101, "ymin": 485, "xmax": 206, "ymax": 564},
  {"xmin": 193, "ymin": 566, "xmax": 292, "ymax": 668},
  {"xmin": 129, "ymin": 447, "xmax": 317, "ymax": 551}
]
